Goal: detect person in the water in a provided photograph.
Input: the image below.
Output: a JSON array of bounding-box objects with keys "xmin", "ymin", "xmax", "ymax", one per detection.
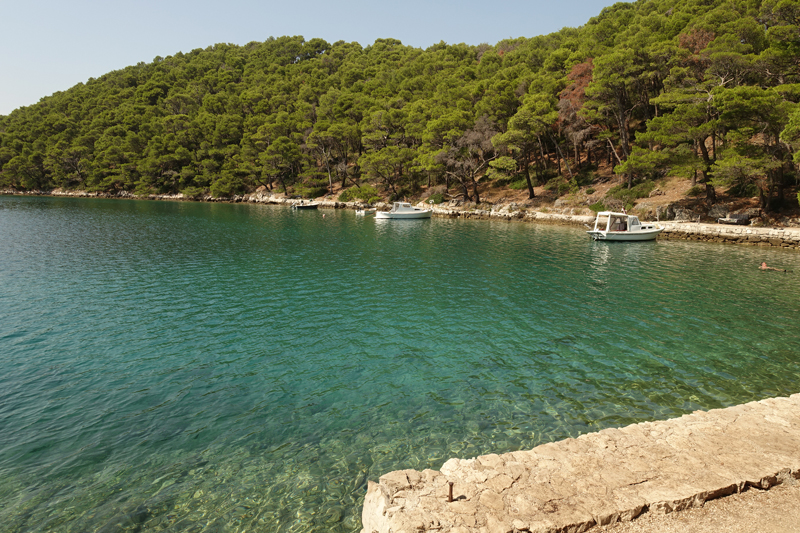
[{"xmin": 760, "ymin": 262, "xmax": 788, "ymax": 272}]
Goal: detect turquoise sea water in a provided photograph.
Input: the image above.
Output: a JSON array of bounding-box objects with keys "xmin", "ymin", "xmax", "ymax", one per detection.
[{"xmin": 1, "ymin": 196, "xmax": 799, "ymax": 532}]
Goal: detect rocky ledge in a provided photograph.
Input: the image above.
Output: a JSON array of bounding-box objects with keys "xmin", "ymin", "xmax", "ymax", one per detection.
[
  {"xmin": 361, "ymin": 394, "xmax": 800, "ymax": 533},
  {"xmin": 657, "ymin": 221, "xmax": 800, "ymax": 249}
]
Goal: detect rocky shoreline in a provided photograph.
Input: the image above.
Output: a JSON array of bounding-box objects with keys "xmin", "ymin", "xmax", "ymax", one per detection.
[
  {"xmin": 4, "ymin": 188, "xmax": 800, "ymax": 250},
  {"xmin": 360, "ymin": 394, "xmax": 800, "ymax": 533}
]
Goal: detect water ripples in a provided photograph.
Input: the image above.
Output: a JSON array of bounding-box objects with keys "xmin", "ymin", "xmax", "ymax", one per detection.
[{"xmin": 1, "ymin": 197, "xmax": 800, "ymax": 532}]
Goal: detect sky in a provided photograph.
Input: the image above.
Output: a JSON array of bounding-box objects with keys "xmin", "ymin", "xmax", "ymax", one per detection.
[{"xmin": 0, "ymin": 0, "xmax": 617, "ymax": 115}]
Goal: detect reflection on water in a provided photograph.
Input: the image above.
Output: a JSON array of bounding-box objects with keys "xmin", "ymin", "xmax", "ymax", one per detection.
[
  {"xmin": 372, "ymin": 216, "xmax": 431, "ymax": 236},
  {"xmin": 1, "ymin": 196, "xmax": 799, "ymax": 532}
]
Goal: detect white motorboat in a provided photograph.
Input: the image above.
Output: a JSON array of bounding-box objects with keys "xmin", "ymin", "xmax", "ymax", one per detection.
[
  {"xmin": 375, "ymin": 202, "xmax": 432, "ymax": 219},
  {"xmin": 355, "ymin": 208, "xmax": 376, "ymax": 216},
  {"xmin": 587, "ymin": 211, "xmax": 663, "ymax": 241}
]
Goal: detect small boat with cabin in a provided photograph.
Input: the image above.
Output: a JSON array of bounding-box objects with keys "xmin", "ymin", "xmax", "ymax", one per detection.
[
  {"xmin": 291, "ymin": 200, "xmax": 319, "ymax": 210},
  {"xmin": 375, "ymin": 202, "xmax": 432, "ymax": 220},
  {"xmin": 587, "ymin": 211, "xmax": 663, "ymax": 241}
]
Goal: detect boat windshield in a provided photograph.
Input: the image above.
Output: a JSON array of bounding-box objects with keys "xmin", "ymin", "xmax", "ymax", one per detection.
[{"xmin": 595, "ymin": 214, "xmax": 628, "ymax": 231}]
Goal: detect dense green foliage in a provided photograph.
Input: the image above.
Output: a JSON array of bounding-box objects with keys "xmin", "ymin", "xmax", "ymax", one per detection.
[
  {"xmin": 606, "ymin": 180, "xmax": 657, "ymax": 207},
  {"xmin": 337, "ymin": 184, "xmax": 381, "ymax": 203},
  {"xmin": 2, "ymin": 0, "xmax": 800, "ymax": 209}
]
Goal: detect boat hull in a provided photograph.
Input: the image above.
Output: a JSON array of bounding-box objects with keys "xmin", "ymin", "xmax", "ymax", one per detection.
[
  {"xmin": 375, "ymin": 210, "xmax": 431, "ymax": 219},
  {"xmin": 587, "ymin": 228, "xmax": 663, "ymax": 241}
]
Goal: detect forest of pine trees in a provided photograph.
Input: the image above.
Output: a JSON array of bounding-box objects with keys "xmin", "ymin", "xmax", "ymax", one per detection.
[{"xmin": 2, "ymin": 0, "xmax": 800, "ymax": 211}]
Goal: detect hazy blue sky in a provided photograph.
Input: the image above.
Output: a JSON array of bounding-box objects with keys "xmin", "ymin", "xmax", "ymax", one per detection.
[{"xmin": 1, "ymin": 0, "xmax": 616, "ymax": 115}]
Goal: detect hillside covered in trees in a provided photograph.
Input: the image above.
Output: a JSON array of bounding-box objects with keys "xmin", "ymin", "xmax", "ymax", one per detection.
[{"xmin": 2, "ymin": 0, "xmax": 800, "ymax": 212}]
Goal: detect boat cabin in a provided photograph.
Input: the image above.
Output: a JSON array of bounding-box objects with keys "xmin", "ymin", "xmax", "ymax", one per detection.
[
  {"xmin": 391, "ymin": 202, "xmax": 414, "ymax": 211},
  {"xmin": 592, "ymin": 211, "xmax": 642, "ymax": 232}
]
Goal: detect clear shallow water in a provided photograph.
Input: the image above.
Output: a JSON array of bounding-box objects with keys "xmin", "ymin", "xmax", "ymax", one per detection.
[{"xmin": 1, "ymin": 196, "xmax": 799, "ymax": 532}]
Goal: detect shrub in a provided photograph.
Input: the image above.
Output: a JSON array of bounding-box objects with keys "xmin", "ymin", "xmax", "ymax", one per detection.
[
  {"xmin": 589, "ymin": 201, "xmax": 605, "ymax": 212},
  {"xmin": 573, "ymin": 169, "xmax": 595, "ymax": 187},
  {"xmin": 338, "ymin": 188, "xmax": 357, "ymax": 202},
  {"xmin": 509, "ymin": 179, "xmax": 530, "ymax": 190},
  {"xmin": 180, "ymin": 186, "xmax": 206, "ymax": 199},
  {"xmin": 543, "ymin": 176, "xmax": 563, "ymax": 191},
  {"xmin": 209, "ymin": 174, "xmax": 245, "ymax": 198},
  {"xmin": 294, "ymin": 185, "xmax": 328, "ymax": 198},
  {"xmin": 339, "ymin": 184, "xmax": 381, "ymax": 203},
  {"xmin": 490, "ymin": 175, "xmax": 515, "ymax": 187},
  {"xmin": 606, "ymin": 180, "xmax": 655, "ymax": 204},
  {"xmin": 727, "ymin": 182, "xmax": 758, "ymax": 197},
  {"xmin": 544, "ymin": 176, "xmax": 581, "ymax": 196},
  {"xmin": 427, "ymin": 192, "xmax": 445, "ymax": 204},
  {"xmin": 388, "ymin": 188, "xmax": 412, "ymax": 202},
  {"xmin": 685, "ymin": 184, "xmax": 704, "ymax": 197},
  {"xmin": 585, "ymin": 188, "xmax": 595, "ymax": 195}
]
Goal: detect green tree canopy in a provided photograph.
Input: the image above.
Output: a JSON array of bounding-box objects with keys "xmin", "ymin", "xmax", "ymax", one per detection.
[{"xmin": 1, "ymin": 0, "xmax": 799, "ymax": 211}]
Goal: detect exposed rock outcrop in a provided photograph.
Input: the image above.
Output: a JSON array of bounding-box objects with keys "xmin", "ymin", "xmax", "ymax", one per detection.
[
  {"xmin": 361, "ymin": 394, "xmax": 800, "ymax": 533},
  {"xmin": 658, "ymin": 222, "xmax": 800, "ymax": 249}
]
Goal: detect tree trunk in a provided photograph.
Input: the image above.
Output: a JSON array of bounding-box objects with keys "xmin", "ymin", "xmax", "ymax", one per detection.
[
  {"xmin": 537, "ymin": 136, "xmax": 548, "ymax": 171},
  {"xmin": 471, "ymin": 177, "xmax": 481, "ymax": 204},
  {"xmin": 703, "ymin": 178, "xmax": 716, "ymax": 204},
  {"xmin": 698, "ymin": 138, "xmax": 711, "ymax": 166},
  {"xmin": 711, "ymin": 132, "xmax": 716, "ymax": 161},
  {"xmin": 573, "ymin": 142, "xmax": 580, "ymax": 170},
  {"xmin": 615, "ymin": 104, "xmax": 631, "ymax": 160},
  {"xmin": 256, "ymin": 177, "xmax": 273, "ymax": 191},
  {"xmin": 460, "ymin": 179, "xmax": 470, "ymax": 201},
  {"xmin": 606, "ymin": 139, "xmax": 623, "ymax": 168},
  {"xmin": 556, "ymin": 149, "xmax": 562, "ymax": 176},
  {"xmin": 551, "ymin": 135, "xmax": 573, "ymax": 180},
  {"xmin": 523, "ymin": 157, "xmax": 535, "ymax": 199},
  {"xmin": 766, "ymin": 170, "xmax": 776, "ymax": 212},
  {"xmin": 320, "ymin": 147, "xmax": 333, "ymax": 195}
]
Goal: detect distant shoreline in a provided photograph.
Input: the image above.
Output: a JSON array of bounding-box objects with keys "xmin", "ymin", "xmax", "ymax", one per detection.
[{"xmin": 3, "ymin": 188, "xmax": 800, "ymax": 250}]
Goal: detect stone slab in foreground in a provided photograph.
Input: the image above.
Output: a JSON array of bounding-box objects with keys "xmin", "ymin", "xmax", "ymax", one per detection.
[{"xmin": 361, "ymin": 394, "xmax": 800, "ymax": 533}]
